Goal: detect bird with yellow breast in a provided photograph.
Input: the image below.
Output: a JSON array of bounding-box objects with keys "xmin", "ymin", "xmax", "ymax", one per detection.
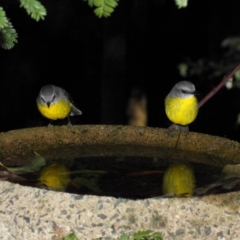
[
  {"xmin": 165, "ymin": 81, "xmax": 198, "ymax": 130},
  {"xmin": 36, "ymin": 85, "xmax": 82, "ymax": 126}
]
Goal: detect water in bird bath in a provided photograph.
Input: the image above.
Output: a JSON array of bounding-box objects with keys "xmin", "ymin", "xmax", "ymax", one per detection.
[
  {"xmin": 2, "ymin": 155, "xmax": 236, "ymax": 199},
  {"xmin": 0, "ymin": 125, "xmax": 240, "ymax": 199}
]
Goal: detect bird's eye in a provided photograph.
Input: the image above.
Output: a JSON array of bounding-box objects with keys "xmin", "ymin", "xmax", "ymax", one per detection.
[
  {"xmin": 41, "ymin": 96, "xmax": 45, "ymax": 102},
  {"xmin": 52, "ymin": 95, "xmax": 56, "ymax": 101},
  {"xmin": 182, "ymin": 90, "xmax": 189, "ymax": 94}
]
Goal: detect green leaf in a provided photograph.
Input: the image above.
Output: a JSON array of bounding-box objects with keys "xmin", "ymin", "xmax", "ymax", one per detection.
[
  {"xmin": 150, "ymin": 232, "xmax": 163, "ymax": 240},
  {"xmin": 105, "ymin": 0, "xmax": 118, "ymax": 8},
  {"xmin": 93, "ymin": 231, "xmax": 163, "ymax": 240},
  {"xmin": 116, "ymin": 233, "xmax": 131, "ymax": 240},
  {"xmin": 178, "ymin": 63, "xmax": 188, "ymax": 77},
  {"xmin": 63, "ymin": 232, "xmax": 79, "ymax": 240},
  {"xmin": 0, "ymin": 20, "xmax": 18, "ymax": 50},
  {"xmin": 133, "ymin": 230, "xmax": 163, "ymax": 240},
  {"xmin": 0, "ymin": 7, "xmax": 8, "ymax": 29},
  {"xmin": 87, "ymin": 0, "xmax": 94, "ymax": 7},
  {"xmin": 85, "ymin": 0, "xmax": 118, "ymax": 18},
  {"xmin": 72, "ymin": 176, "xmax": 102, "ymax": 193},
  {"xmin": 234, "ymin": 70, "xmax": 240, "ymax": 81},
  {"xmin": 133, "ymin": 230, "xmax": 151, "ymax": 240},
  {"xmin": 20, "ymin": 0, "xmax": 47, "ymax": 21},
  {"xmin": 174, "ymin": 0, "xmax": 188, "ymax": 9},
  {"xmin": 225, "ymin": 78, "xmax": 233, "ymax": 89},
  {"xmin": 0, "ymin": 152, "xmax": 46, "ymax": 174},
  {"xmin": 93, "ymin": 0, "xmax": 103, "ymax": 7},
  {"xmin": 221, "ymin": 37, "xmax": 240, "ymax": 51}
]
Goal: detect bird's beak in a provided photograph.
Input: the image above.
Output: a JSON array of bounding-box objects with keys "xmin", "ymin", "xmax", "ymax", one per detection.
[{"xmin": 47, "ymin": 102, "xmax": 51, "ymax": 108}]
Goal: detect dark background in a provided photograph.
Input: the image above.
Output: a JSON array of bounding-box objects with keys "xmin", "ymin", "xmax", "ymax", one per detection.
[{"xmin": 1, "ymin": 0, "xmax": 240, "ymax": 141}]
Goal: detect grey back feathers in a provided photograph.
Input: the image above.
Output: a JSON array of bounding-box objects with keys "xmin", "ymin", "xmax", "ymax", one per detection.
[{"xmin": 167, "ymin": 81, "xmax": 196, "ymax": 99}]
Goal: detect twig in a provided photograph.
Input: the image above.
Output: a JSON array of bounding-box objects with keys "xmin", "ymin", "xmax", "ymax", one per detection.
[{"xmin": 198, "ymin": 63, "xmax": 240, "ymax": 108}]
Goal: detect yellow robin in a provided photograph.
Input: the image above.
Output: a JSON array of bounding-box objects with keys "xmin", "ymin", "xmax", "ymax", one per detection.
[
  {"xmin": 37, "ymin": 85, "xmax": 82, "ymax": 125},
  {"xmin": 165, "ymin": 81, "xmax": 198, "ymax": 127}
]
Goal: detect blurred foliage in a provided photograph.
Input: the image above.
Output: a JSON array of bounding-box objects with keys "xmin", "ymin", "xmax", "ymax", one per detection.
[
  {"xmin": 20, "ymin": 0, "xmax": 47, "ymax": 21},
  {"xmin": 0, "ymin": 19, "xmax": 18, "ymax": 50},
  {"xmin": 0, "ymin": 0, "xmax": 189, "ymax": 49},
  {"xmin": 0, "ymin": 7, "xmax": 8, "ymax": 29},
  {"xmin": 84, "ymin": 0, "xmax": 119, "ymax": 18},
  {"xmin": 52, "ymin": 225, "xmax": 162, "ymax": 240},
  {"xmin": 95, "ymin": 230, "xmax": 163, "ymax": 240},
  {"xmin": 0, "ymin": 0, "xmax": 47, "ymax": 50},
  {"xmin": 178, "ymin": 36, "xmax": 240, "ymax": 89},
  {"xmin": 63, "ymin": 232, "xmax": 79, "ymax": 240},
  {"xmin": 0, "ymin": 7, "xmax": 18, "ymax": 49},
  {"xmin": 174, "ymin": 0, "xmax": 188, "ymax": 8},
  {"xmin": 84, "ymin": 0, "xmax": 188, "ymax": 17},
  {"xmin": 0, "ymin": 152, "xmax": 46, "ymax": 174},
  {"xmin": 194, "ymin": 162, "xmax": 240, "ymax": 196},
  {"xmin": 52, "ymin": 227, "xmax": 79, "ymax": 240},
  {"xmin": 54, "ymin": 230, "xmax": 163, "ymax": 240}
]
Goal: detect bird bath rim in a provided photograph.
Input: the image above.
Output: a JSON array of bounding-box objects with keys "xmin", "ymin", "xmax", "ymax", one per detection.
[{"xmin": 0, "ymin": 125, "xmax": 239, "ymax": 168}]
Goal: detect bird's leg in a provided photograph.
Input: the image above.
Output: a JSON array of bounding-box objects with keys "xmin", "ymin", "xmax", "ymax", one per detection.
[
  {"xmin": 170, "ymin": 124, "xmax": 189, "ymax": 131},
  {"xmin": 67, "ymin": 117, "xmax": 72, "ymax": 126},
  {"xmin": 47, "ymin": 121, "xmax": 53, "ymax": 127}
]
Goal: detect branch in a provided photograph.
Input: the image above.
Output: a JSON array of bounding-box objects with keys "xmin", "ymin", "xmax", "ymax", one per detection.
[{"xmin": 198, "ymin": 63, "xmax": 240, "ymax": 108}]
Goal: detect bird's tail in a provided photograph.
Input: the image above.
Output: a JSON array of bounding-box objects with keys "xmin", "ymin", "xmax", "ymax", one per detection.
[{"xmin": 70, "ymin": 104, "xmax": 82, "ymax": 116}]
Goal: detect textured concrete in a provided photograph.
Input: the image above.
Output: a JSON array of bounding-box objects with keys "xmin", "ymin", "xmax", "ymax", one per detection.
[{"xmin": 0, "ymin": 181, "xmax": 240, "ymax": 239}]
